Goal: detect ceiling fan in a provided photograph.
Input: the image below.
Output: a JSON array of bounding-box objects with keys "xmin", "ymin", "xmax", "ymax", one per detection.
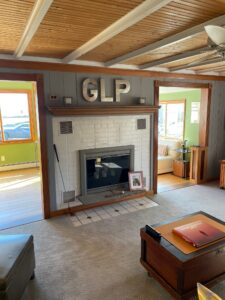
[{"xmin": 205, "ymin": 25, "xmax": 225, "ymax": 57}]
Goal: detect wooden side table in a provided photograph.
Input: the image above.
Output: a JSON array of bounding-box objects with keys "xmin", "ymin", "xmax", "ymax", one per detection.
[
  {"xmin": 219, "ymin": 160, "xmax": 225, "ymax": 188},
  {"xmin": 173, "ymin": 160, "xmax": 190, "ymax": 178}
]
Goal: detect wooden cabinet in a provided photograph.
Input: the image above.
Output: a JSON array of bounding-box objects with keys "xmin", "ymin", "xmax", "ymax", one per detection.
[
  {"xmin": 190, "ymin": 146, "xmax": 208, "ymax": 184},
  {"xmin": 173, "ymin": 160, "xmax": 190, "ymax": 178},
  {"xmin": 219, "ymin": 160, "xmax": 225, "ymax": 188}
]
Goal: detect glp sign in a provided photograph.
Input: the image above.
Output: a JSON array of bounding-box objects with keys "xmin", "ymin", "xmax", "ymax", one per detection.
[{"xmin": 82, "ymin": 78, "xmax": 130, "ymax": 102}]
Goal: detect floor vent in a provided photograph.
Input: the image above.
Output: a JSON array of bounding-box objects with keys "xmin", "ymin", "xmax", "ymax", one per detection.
[{"xmin": 60, "ymin": 121, "xmax": 73, "ymax": 134}]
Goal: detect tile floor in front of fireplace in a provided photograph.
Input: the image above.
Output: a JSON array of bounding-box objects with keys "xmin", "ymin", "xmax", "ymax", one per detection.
[{"xmin": 71, "ymin": 197, "xmax": 158, "ymax": 226}]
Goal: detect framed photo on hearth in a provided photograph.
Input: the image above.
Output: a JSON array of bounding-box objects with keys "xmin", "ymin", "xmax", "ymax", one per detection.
[{"xmin": 128, "ymin": 171, "xmax": 144, "ymax": 191}]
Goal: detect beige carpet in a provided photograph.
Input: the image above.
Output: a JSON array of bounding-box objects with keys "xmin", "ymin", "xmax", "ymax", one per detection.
[{"xmin": 1, "ymin": 182, "xmax": 225, "ymax": 300}]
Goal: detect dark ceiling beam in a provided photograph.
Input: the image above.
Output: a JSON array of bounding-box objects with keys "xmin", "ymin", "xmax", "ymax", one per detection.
[
  {"xmin": 139, "ymin": 47, "xmax": 210, "ymax": 69},
  {"xmin": 169, "ymin": 57, "xmax": 222, "ymax": 72}
]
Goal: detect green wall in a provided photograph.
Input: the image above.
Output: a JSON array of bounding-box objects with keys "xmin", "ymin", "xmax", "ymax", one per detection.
[
  {"xmin": 159, "ymin": 89, "xmax": 201, "ymax": 146},
  {"xmin": 0, "ymin": 81, "xmax": 39, "ymax": 166}
]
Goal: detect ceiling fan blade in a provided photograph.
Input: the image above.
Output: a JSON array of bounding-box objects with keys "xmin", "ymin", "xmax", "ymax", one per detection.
[
  {"xmin": 186, "ymin": 50, "xmax": 218, "ymax": 65},
  {"xmin": 170, "ymin": 50, "xmax": 219, "ymax": 71},
  {"xmin": 205, "ymin": 25, "xmax": 225, "ymax": 46}
]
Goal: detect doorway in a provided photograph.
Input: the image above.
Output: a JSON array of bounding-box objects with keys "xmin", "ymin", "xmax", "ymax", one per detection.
[
  {"xmin": 0, "ymin": 74, "xmax": 50, "ymax": 229},
  {"xmin": 154, "ymin": 81, "xmax": 211, "ymax": 194}
]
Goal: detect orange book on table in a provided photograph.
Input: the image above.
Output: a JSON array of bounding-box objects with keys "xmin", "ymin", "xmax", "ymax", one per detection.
[{"xmin": 172, "ymin": 220, "xmax": 225, "ymax": 248}]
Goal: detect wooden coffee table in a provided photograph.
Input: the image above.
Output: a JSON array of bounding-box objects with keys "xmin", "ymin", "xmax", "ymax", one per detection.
[{"xmin": 140, "ymin": 212, "xmax": 225, "ymax": 300}]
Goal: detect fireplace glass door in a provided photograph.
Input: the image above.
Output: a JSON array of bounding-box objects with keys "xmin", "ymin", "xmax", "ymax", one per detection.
[{"xmin": 86, "ymin": 154, "xmax": 130, "ymax": 191}]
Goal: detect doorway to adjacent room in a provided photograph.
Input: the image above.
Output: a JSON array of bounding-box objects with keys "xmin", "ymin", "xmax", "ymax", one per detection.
[
  {"xmin": 154, "ymin": 81, "xmax": 211, "ymax": 194},
  {"xmin": 0, "ymin": 81, "xmax": 43, "ymax": 229}
]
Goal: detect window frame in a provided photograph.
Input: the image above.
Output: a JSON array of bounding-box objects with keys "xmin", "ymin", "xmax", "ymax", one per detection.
[
  {"xmin": 0, "ymin": 89, "xmax": 34, "ymax": 144},
  {"xmin": 159, "ymin": 99, "xmax": 186, "ymax": 140}
]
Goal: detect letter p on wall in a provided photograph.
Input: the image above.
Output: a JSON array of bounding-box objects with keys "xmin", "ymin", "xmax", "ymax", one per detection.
[{"xmin": 115, "ymin": 80, "xmax": 131, "ymax": 102}]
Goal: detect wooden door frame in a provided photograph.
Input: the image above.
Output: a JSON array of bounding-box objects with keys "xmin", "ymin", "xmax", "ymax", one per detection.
[
  {"xmin": 154, "ymin": 80, "xmax": 212, "ymax": 193},
  {"xmin": 0, "ymin": 72, "xmax": 50, "ymax": 218}
]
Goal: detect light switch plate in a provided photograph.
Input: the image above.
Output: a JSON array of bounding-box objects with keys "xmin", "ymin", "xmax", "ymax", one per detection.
[{"xmin": 64, "ymin": 96, "xmax": 73, "ymax": 105}]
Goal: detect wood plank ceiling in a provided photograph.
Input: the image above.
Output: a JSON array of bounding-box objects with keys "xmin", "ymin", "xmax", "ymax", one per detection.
[
  {"xmin": 0, "ymin": 0, "xmax": 35, "ymax": 54},
  {"xmin": 1, "ymin": 0, "xmax": 225, "ymax": 74},
  {"xmin": 25, "ymin": 0, "xmax": 144, "ymax": 58}
]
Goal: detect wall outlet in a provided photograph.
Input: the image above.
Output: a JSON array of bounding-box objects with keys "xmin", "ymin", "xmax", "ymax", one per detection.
[
  {"xmin": 49, "ymin": 95, "xmax": 59, "ymax": 101},
  {"xmin": 1, "ymin": 155, "xmax": 5, "ymax": 162}
]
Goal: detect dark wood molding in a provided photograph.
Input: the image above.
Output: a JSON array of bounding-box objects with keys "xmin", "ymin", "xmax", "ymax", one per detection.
[
  {"xmin": 47, "ymin": 105, "xmax": 160, "ymax": 116},
  {"xmin": 155, "ymin": 81, "xmax": 212, "ymax": 89},
  {"xmin": 1, "ymin": 59, "xmax": 225, "ymax": 81},
  {"xmin": 153, "ymin": 81, "xmax": 159, "ymax": 194},
  {"xmin": 36, "ymin": 75, "xmax": 51, "ymax": 218},
  {"xmin": 0, "ymin": 72, "xmax": 51, "ymax": 219},
  {"xmin": 50, "ymin": 190, "xmax": 153, "ymax": 217},
  {"xmin": 199, "ymin": 87, "xmax": 211, "ymax": 147}
]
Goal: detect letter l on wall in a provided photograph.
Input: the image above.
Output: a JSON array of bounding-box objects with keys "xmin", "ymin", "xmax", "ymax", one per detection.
[{"xmin": 100, "ymin": 79, "xmax": 113, "ymax": 102}]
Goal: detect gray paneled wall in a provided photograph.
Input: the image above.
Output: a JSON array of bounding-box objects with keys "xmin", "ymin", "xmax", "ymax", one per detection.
[
  {"xmin": 0, "ymin": 67, "xmax": 225, "ymax": 211},
  {"xmin": 207, "ymin": 81, "xmax": 225, "ymax": 179},
  {"xmin": 44, "ymin": 71, "xmax": 155, "ymax": 106}
]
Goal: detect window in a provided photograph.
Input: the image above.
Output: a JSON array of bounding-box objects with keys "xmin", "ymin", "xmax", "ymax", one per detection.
[
  {"xmin": 159, "ymin": 100, "xmax": 185, "ymax": 139},
  {"xmin": 191, "ymin": 102, "xmax": 200, "ymax": 124},
  {"xmin": 0, "ymin": 90, "xmax": 33, "ymax": 143}
]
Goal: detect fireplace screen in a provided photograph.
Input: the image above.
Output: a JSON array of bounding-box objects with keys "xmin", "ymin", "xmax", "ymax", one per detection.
[
  {"xmin": 87, "ymin": 154, "xmax": 129, "ymax": 190},
  {"xmin": 80, "ymin": 145, "xmax": 134, "ymax": 195}
]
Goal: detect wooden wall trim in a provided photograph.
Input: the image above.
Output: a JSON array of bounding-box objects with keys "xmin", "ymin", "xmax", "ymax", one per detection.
[
  {"xmin": 153, "ymin": 81, "xmax": 159, "ymax": 194},
  {"xmin": 199, "ymin": 87, "xmax": 211, "ymax": 147},
  {"xmin": 155, "ymin": 80, "xmax": 212, "ymax": 89},
  {"xmin": 47, "ymin": 105, "xmax": 160, "ymax": 116},
  {"xmin": 36, "ymin": 75, "xmax": 51, "ymax": 218},
  {"xmin": 0, "ymin": 72, "xmax": 51, "ymax": 219},
  {"xmin": 1, "ymin": 59, "xmax": 225, "ymax": 81},
  {"xmin": 50, "ymin": 190, "xmax": 154, "ymax": 217}
]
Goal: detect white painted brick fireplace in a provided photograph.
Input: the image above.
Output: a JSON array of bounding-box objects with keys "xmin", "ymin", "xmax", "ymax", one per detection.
[{"xmin": 53, "ymin": 114, "xmax": 151, "ymax": 209}]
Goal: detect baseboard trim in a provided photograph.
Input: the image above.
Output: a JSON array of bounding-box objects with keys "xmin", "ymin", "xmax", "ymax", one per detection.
[
  {"xmin": 205, "ymin": 177, "xmax": 219, "ymax": 182},
  {"xmin": 50, "ymin": 190, "xmax": 154, "ymax": 218},
  {"xmin": 0, "ymin": 162, "xmax": 40, "ymax": 172}
]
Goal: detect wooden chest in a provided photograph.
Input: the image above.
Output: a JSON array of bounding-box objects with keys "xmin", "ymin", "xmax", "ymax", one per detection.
[{"xmin": 140, "ymin": 212, "xmax": 225, "ymax": 300}]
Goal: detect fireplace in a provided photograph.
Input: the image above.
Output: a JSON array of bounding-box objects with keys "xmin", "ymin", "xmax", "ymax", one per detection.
[{"xmin": 79, "ymin": 145, "xmax": 134, "ymax": 196}]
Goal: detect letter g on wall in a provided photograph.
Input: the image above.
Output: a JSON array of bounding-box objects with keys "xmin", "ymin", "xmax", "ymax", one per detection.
[{"xmin": 82, "ymin": 78, "xmax": 98, "ymax": 102}]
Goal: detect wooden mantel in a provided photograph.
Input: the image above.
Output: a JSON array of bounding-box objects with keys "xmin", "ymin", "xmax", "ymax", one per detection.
[{"xmin": 47, "ymin": 105, "xmax": 159, "ymax": 116}]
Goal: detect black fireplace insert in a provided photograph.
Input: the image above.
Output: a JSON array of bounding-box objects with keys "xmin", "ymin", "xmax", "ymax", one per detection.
[{"xmin": 79, "ymin": 145, "xmax": 134, "ymax": 195}]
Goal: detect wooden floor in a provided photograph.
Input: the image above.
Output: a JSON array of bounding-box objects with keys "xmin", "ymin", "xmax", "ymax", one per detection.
[
  {"xmin": 158, "ymin": 173, "xmax": 194, "ymax": 193},
  {"xmin": 0, "ymin": 168, "xmax": 43, "ymax": 230}
]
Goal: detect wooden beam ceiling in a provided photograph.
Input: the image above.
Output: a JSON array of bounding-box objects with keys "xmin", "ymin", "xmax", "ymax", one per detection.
[
  {"xmin": 14, "ymin": 0, "xmax": 54, "ymax": 58},
  {"xmin": 105, "ymin": 14, "xmax": 225, "ymax": 67},
  {"xmin": 62, "ymin": 0, "xmax": 173, "ymax": 63},
  {"xmin": 2, "ymin": 0, "xmax": 225, "ymax": 75},
  {"xmin": 24, "ymin": 0, "xmax": 144, "ymax": 59}
]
